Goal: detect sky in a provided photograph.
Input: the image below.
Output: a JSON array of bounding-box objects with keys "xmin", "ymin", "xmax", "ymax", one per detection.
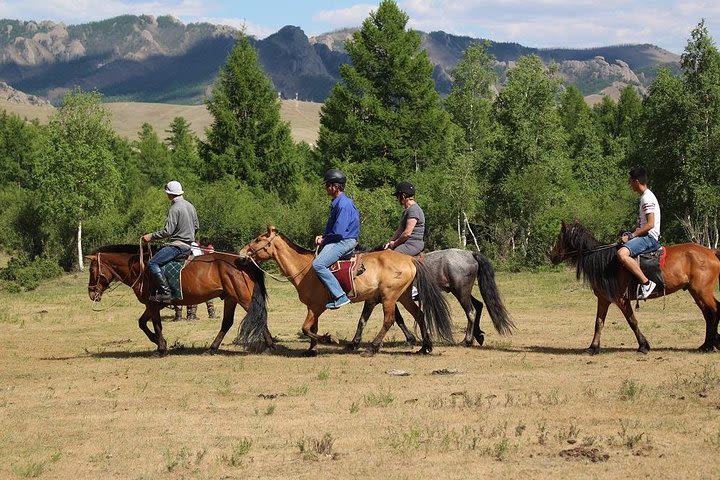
[{"xmin": 0, "ymin": 1, "xmax": 718, "ymax": 55}]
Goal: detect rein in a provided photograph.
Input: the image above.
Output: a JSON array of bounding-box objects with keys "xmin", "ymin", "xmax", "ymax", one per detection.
[{"xmin": 559, "ymin": 242, "xmax": 619, "ymax": 261}]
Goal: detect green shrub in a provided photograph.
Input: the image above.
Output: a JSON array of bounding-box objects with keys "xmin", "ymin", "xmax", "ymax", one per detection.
[{"xmin": 0, "ymin": 255, "xmax": 63, "ymax": 291}]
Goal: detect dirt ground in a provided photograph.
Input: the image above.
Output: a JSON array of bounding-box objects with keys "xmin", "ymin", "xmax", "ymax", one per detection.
[{"xmin": 1, "ymin": 269, "xmax": 720, "ymax": 479}]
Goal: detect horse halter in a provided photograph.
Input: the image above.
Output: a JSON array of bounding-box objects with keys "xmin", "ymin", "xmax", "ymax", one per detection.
[
  {"xmin": 247, "ymin": 231, "xmax": 278, "ymax": 258},
  {"xmin": 90, "ymin": 253, "xmax": 116, "ymax": 296}
]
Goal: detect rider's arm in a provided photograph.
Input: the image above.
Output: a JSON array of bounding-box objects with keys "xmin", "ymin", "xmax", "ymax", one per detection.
[{"xmin": 388, "ymin": 218, "xmax": 417, "ymax": 248}]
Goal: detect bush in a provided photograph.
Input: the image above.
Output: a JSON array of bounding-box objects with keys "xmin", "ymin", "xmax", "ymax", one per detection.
[{"xmin": 0, "ymin": 255, "xmax": 64, "ymax": 291}]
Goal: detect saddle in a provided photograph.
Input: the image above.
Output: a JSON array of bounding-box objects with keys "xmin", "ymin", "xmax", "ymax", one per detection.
[
  {"xmin": 329, "ymin": 253, "xmax": 364, "ymax": 298},
  {"xmin": 160, "ymin": 254, "xmax": 194, "ymax": 301},
  {"xmin": 629, "ymin": 247, "xmax": 666, "ymax": 301}
]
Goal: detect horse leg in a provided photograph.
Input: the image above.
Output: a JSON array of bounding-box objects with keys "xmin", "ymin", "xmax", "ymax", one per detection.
[
  {"xmin": 208, "ymin": 299, "xmax": 237, "ymax": 352},
  {"xmin": 362, "ymin": 300, "xmax": 398, "ymax": 357},
  {"xmin": 151, "ymin": 308, "xmax": 167, "ymax": 355},
  {"xmin": 399, "ymin": 295, "xmax": 432, "ymax": 355},
  {"xmin": 471, "ymin": 296, "xmax": 486, "ymax": 346},
  {"xmin": 616, "ymin": 296, "xmax": 650, "ymax": 354},
  {"xmin": 138, "ymin": 307, "xmax": 157, "ymax": 345},
  {"xmin": 453, "ymin": 289, "xmax": 479, "ymax": 347},
  {"xmin": 690, "ymin": 290, "xmax": 720, "ymax": 352},
  {"xmin": 348, "ymin": 301, "xmax": 377, "ymax": 351},
  {"xmin": 394, "ymin": 306, "xmax": 418, "ymax": 346},
  {"xmin": 586, "ymin": 298, "xmax": 610, "ymax": 355},
  {"xmin": 301, "ymin": 309, "xmax": 325, "ymax": 356}
]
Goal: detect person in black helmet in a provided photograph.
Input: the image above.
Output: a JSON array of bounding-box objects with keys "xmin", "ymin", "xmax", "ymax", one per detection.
[
  {"xmin": 313, "ymin": 168, "xmax": 361, "ymax": 309},
  {"xmin": 385, "ymin": 181, "xmax": 425, "ymax": 256}
]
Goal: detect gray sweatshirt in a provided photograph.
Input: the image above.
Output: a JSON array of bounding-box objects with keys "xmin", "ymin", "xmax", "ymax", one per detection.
[{"xmin": 151, "ymin": 196, "xmax": 199, "ymax": 248}]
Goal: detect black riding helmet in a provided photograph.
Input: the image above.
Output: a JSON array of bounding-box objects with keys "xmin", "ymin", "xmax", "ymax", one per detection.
[
  {"xmin": 393, "ymin": 181, "xmax": 415, "ymax": 197},
  {"xmin": 323, "ymin": 168, "xmax": 346, "ymax": 185}
]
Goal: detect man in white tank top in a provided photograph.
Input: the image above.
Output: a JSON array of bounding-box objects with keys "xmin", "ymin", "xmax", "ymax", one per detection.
[{"xmin": 617, "ymin": 167, "xmax": 661, "ymax": 299}]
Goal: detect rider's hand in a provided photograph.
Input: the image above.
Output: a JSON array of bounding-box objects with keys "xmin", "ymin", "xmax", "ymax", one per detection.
[
  {"xmin": 315, "ymin": 235, "xmax": 323, "ymax": 245},
  {"xmin": 141, "ymin": 234, "xmax": 152, "ymax": 243}
]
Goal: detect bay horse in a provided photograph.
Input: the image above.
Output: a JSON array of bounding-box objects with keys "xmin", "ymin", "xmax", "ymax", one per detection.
[
  {"xmin": 347, "ymin": 248, "xmax": 514, "ymax": 350},
  {"xmin": 86, "ymin": 245, "xmax": 269, "ymax": 355},
  {"xmin": 550, "ymin": 220, "xmax": 720, "ymax": 354},
  {"xmin": 242, "ymin": 226, "xmax": 454, "ymax": 356}
]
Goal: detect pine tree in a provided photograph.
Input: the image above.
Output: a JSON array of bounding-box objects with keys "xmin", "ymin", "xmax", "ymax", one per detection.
[
  {"xmin": 201, "ymin": 32, "xmax": 298, "ymax": 200},
  {"xmin": 317, "ymin": 0, "xmax": 458, "ymax": 187}
]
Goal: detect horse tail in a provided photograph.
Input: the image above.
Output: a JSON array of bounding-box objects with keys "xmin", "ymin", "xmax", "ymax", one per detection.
[
  {"xmin": 413, "ymin": 259, "xmax": 454, "ymax": 345},
  {"xmin": 472, "ymin": 251, "xmax": 515, "ymax": 335},
  {"xmin": 236, "ymin": 260, "xmax": 269, "ymax": 353}
]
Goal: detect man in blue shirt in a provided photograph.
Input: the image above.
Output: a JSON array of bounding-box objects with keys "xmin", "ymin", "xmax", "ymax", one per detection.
[{"xmin": 313, "ymin": 168, "xmax": 360, "ymax": 309}]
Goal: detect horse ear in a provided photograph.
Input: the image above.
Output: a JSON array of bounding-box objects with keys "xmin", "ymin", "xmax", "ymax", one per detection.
[
  {"xmin": 266, "ymin": 224, "xmax": 276, "ymax": 234},
  {"xmin": 85, "ymin": 254, "xmax": 97, "ymax": 261},
  {"xmin": 561, "ymin": 220, "xmax": 566, "ymax": 231}
]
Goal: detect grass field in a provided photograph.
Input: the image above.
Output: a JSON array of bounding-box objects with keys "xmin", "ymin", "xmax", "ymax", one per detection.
[
  {"xmin": 0, "ymin": 98, "xmax": 322, "ymax": 144},
  {"xmin": 2, "ymin": 269, "xmax": 720, "ymax": 478}
]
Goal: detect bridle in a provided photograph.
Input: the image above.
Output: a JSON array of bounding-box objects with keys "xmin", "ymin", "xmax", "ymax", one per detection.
[
  {"xmin": 90, "ymin": 252, "xmax": 145, "ymax": 310},
  {"xmin": 245, "ymin": 230, "xmax": 314, "ymax": 282},
  {"xmin": 246, "ymin": 231, "xmax": 279, "ymax": 258}
]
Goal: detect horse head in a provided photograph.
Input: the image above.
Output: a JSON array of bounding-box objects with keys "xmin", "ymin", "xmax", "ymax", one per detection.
[
  {"xmin": 244, "ymin": 225, "xmax": 280, "ymax": 261},
  {"xmin": 86, "ymin": 253, "xmax": 113, "ymax": 301},
  {"xmin": 549, "ymin": 220, "xmax": 570, "ymax": 265}
]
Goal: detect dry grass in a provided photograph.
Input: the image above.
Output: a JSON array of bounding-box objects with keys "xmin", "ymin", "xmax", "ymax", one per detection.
[
  {"xmin": 2, "ymin": 269, "xmax": 720, "ymax": 478},
  {"xmin": 0, "ymin": 98, "xmax": 322, "ymax": 144}
]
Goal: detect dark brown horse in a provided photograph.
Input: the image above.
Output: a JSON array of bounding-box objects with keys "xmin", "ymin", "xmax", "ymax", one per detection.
[
  {"xmin": 86, "ymin": 245, "xmax": 269, "ymax": 355},
  {"xmin": 550, "ymin": 221, "xmax": 720, "ymax": 354},
  {"xmin": 242, "ymin": 226, "xmax": 454, "ymax": 356}
]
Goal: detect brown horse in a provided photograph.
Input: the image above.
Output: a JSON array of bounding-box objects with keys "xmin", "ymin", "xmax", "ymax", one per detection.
[
  {"xmin": 550, "ymin": 221, "xmax": 720, "ymax": 354},
  {"xmin": 242, "ymin": 226, "xmax": 454, "ymax": 356},
  {"xmin": 86, "ymin": 245, "xmax": 269, "ymax": 355}
]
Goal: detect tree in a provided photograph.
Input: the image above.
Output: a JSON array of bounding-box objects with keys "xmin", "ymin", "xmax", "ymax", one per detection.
[
  {"xmin": 317, "ymin": 0, "xmax": 458, "ymax": 187},
  {"xmin": 489, "ymin": 55, "xmax": 573, "ymax": 264},
  {"xmin": 443, "ymin": 42, "xmax": 499, "ymax": 246},
  {"xmin": 165, "ymin": 116, "xmax": 201, "ymax": 182},
  {"xmin": 638, "ymin": 20, "xmax": 720, "ymax": 245},
  {"xmin": 133, "ymin": 123, "xmax": 172, "ymax": 186},
  {"xmin": 32, "ymin": 88, "xmax": 119, "ymax": 270},
  {"xmin": 201, "ymin": 32, "xmax": 299, "ymax": 200}
]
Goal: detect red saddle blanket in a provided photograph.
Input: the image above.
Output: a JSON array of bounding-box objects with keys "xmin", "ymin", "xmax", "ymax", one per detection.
[{"xmin": 329, "ymin": 254, "xmax": 363, "ymax": 297}]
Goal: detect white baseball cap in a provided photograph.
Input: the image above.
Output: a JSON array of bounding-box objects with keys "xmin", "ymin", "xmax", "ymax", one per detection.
[{"xmin": 164, "ymin": 180, "xmax": 184, "ymax": 195}]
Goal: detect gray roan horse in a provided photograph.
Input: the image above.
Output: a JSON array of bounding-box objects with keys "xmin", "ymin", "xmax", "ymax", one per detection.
[{"xmin": 347, "ymin": 248, "xmax": 514, "ymax": 349}]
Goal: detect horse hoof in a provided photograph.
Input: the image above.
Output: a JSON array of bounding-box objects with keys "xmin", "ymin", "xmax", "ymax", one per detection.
[
  {"xmin": 204, "ymin": 348, "xmax": 218, "ymax": 356},
  {"xmin": 476, "ymin": 334, "xmax": 485, "ymax": 346},
  {"xmin": 154, "ymin": 349, "xmax": 167, "ymax": 357},
  {"xmin": 345, "ymin": 342, "xmax": 360, "ymax": 351},
  {"xmin": 584, "ymin": 347, "xmax": 599, "ymax": 356},
  {"xmin": 360, "ymin": 348, "xmax": 376, "ymax": 357},
  {"xmin": 405, "ymin": 337, "xmax": 418, "ymax": 347},
  {"xmin": 698, "ymin": 344, "xmax": 714, "ymax": 352},
  {"xmin": 637, "ymin": 346, "xmax": 650, "ymax": 354},
  {"xmin": 416, "ymin": 346, "xmax": 432, "ymax": 355},
  {"xmin": 462, "ymin": 339, "xmax": 473, "ymax": 348},
  {"xmin": 302, "ymin": 349, "xmax": 318, "ymax": 357}
]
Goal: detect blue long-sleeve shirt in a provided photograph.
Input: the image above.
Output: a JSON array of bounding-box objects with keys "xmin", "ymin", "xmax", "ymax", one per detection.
[{"xmin": 323, "ymin": 193, "xmax": 360, "ymax": 244}]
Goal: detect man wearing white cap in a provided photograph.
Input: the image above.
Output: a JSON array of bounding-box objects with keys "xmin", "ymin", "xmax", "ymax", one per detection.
[{"xmin": 142, "ymin": 181, "xmax": 199, "ymax": 303}]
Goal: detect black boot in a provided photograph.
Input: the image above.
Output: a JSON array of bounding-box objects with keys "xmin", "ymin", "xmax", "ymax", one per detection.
[{"xmin": 149, "ymin": 270, "xmax": 172, "ymax": 303}]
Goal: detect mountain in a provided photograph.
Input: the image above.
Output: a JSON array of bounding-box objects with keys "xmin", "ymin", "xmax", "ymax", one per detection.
[{"xmin": 0, "ymin": 15, "xmax": 681, "ymax": 105}]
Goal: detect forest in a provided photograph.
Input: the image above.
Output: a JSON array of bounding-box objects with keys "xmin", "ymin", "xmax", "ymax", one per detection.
[{"xmin": 0, "ymin": 0, "xmax": 718, "ymax": 291}]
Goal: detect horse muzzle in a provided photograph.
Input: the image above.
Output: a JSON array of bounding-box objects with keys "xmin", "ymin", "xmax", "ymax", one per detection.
[{"xmin": 88, "ymin": 288, "xmax": 103, "ymax": 302}]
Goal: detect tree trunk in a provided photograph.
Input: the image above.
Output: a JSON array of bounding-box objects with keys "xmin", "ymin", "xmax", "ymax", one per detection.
[{"xmin": 77, "ymin": 220, "xmax": 84, "ymax": 272}]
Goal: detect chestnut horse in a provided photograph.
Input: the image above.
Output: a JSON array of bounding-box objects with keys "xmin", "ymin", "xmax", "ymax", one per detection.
[
  {"xmin": 87, "ymin": 245, "xmax": 269, "ymax": 355},
  {"xmin": 242, "ymin": 226, "xmax": 454, "ymax": 356},
  {"xmin": 550, "ymin": 221, "xmax": 720, "ymax": 354}
]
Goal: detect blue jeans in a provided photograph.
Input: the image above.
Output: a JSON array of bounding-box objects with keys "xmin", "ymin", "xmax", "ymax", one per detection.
[
  {"xmin": 623, "ymin": 235, "xmax": 660, "ymax": 257},
  {"xmin": 312, "ymin": 238, "xmax": 357, "ymax": 300},
  {"xmin": 148, "ymin": 245, "xmax": 183, "ymax": 276}
]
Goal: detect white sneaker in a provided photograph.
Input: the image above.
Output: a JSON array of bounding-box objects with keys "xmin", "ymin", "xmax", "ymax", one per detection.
[{"xmin": 637, "ymin": 280, "xmax": 656, "ymax": 300}]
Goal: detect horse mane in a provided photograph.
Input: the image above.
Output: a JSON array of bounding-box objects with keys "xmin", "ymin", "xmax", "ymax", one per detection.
[
  {"xmin": 562, "ymin": 221, "xmax": 623, "ymax": 300},
  {"xmin": 90, "ymin": 244, "xmax": 160, "ymax": 255}
]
